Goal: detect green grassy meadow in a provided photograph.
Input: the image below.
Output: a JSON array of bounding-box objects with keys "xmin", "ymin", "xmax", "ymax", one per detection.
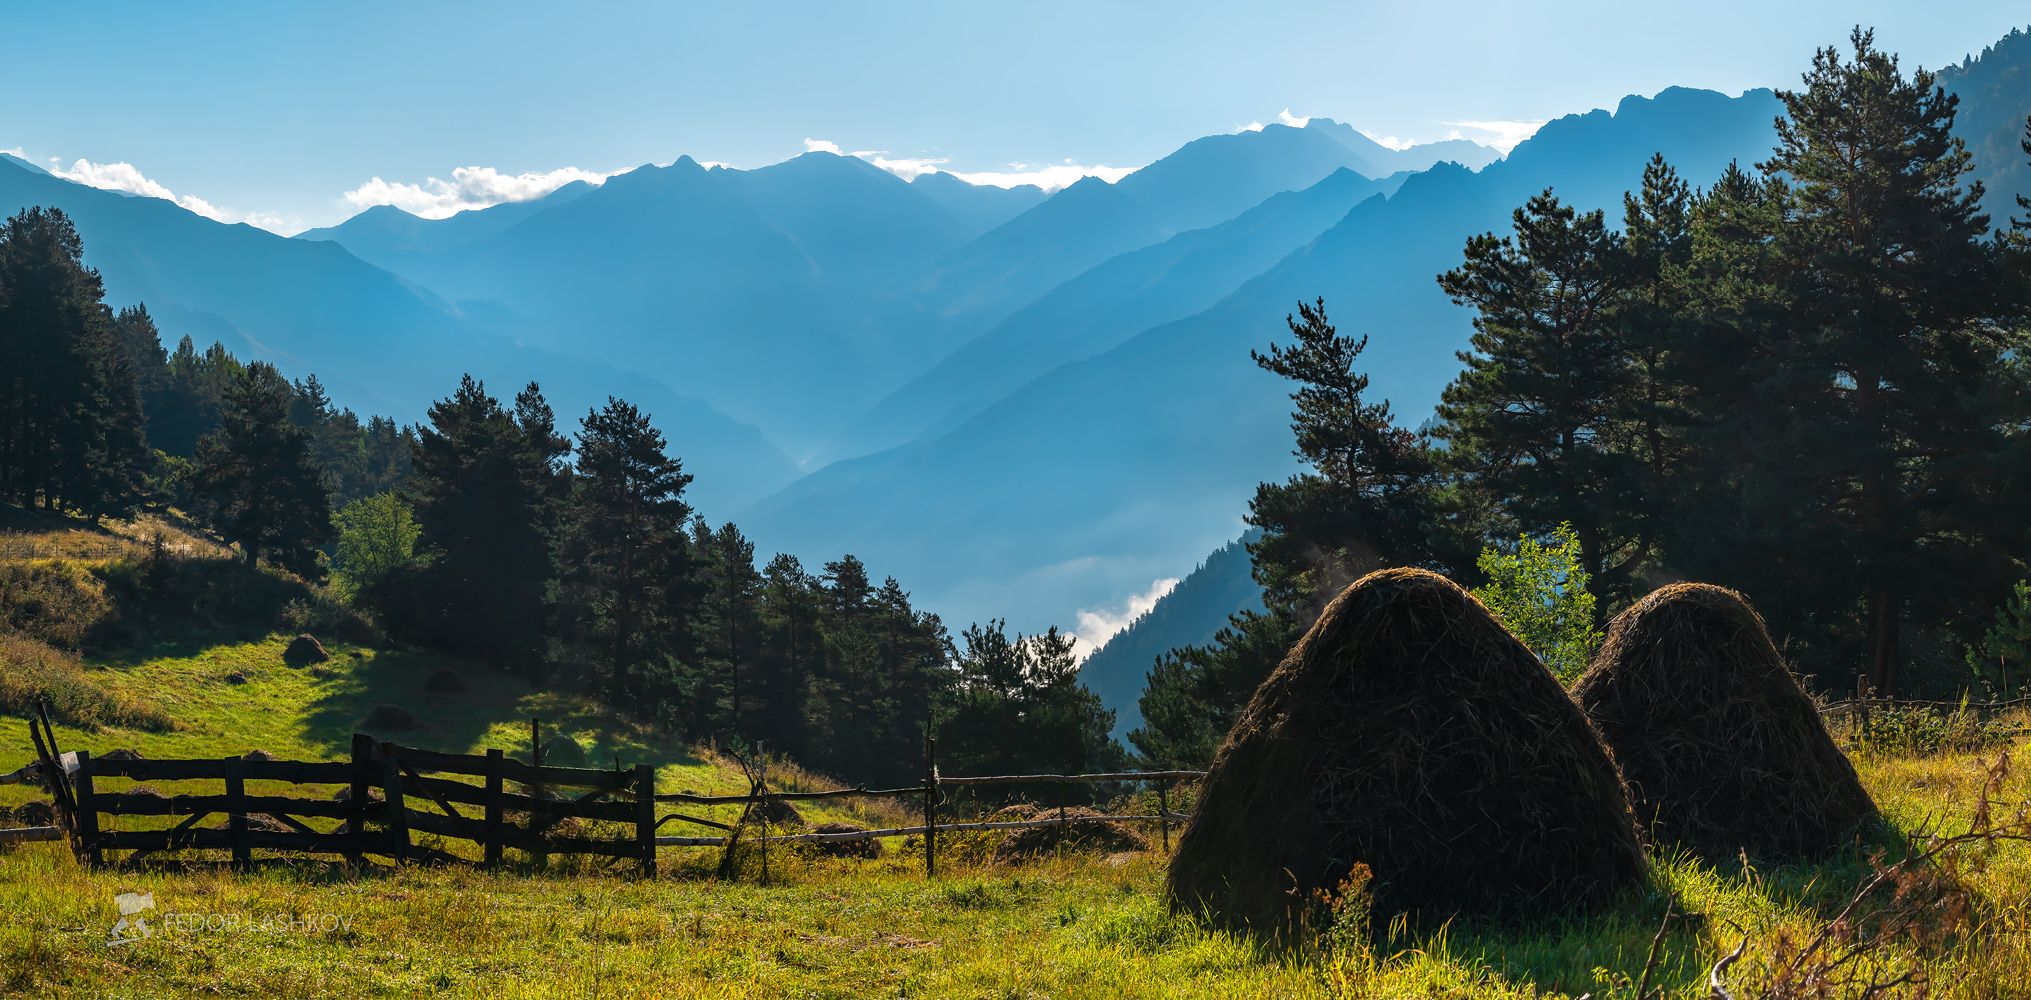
[{"xmin": 4, "ymin": 514, "xmax": 2031, "ymax": 998}]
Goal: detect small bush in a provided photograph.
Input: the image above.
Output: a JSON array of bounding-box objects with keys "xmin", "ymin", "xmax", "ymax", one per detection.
[
  {"xmin": 1849, "ymin": 702, "xmax": 2013, "ymax": 756},
  {"xmin": 0, "ymin": 634, "xmax": 175, "ymax": 731},
  {"xmin": 1471, "ymin": 522, "xmax": 1601, "ymax": 682}
]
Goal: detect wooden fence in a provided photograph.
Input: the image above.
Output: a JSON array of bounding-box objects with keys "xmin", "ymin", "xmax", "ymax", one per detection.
[{"xmin": 10, "ymin": 702, "xmax": 1202, "ymax": 877}]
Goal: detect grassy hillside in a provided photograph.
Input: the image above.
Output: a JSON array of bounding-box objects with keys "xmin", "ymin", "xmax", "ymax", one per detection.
[
  {"xmin": 0, "ymin": 508, "xmax": 893, "ymax": 833},
  {"xmin": 5, "ymin": 508, "xmax": 2031, "ymax": 997},
  {"xmin": 0, "ymin": 726, "xmax": 2025, "ymax": 997}
]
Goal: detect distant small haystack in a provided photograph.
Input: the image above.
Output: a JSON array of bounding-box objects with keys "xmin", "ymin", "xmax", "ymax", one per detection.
[
  {"xmin": 1572, "ymin": 583, "xmax": 1877, "ymax": 857},
  {"xmin": 362, "ymin": 703, "xmax": 416, "ymax": 731},
  {"xmin": 1168, "ymin": 568, "xmax": 1645, "ymax": 937},
  {"xmin": 423, "ymin": 667, "xmax": 467, "ymax": 694},
  {"xmin": 283, "ymin": 633, "xmax": 329, "ymax": 666}
]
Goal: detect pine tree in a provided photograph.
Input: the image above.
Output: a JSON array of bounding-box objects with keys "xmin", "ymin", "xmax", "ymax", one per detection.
[
  {"xmin": 1435, "ymin": 190, "xmax": 1640, "ymax": 602},
  {"xmin": 408, "ymin": 375, "xmax": 558, "ymax": 675},
  {"xmin": 691, "ymin": 520, "xmax": 761, "ymax": 737},
  {"xmin": 1749, "ymin": 28, "xmax": 2027, "ymax": 693},
  {"xmin": 1132, "ymin": 298, "xmax": 1454, "ymax": 766},
  {"xmin": 555, "ymin": 397, "xmax": 694, "ymax": 717},
  {"xmin": 0, "ymin": 207, "xmax": 148, "ymax": 517},
  {"xmin": 190, "ymin": 362, "xmax": 333, "ymax": 574}
]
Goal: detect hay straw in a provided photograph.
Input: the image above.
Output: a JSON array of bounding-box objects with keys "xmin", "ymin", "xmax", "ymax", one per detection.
[
  {"xmin": 1572, "ymin": 583, "xmax": 1877, "ymax": 858},
  {"xmin": 1167, "ymin": 567, "xmax": 1646, "ymax": 939}
]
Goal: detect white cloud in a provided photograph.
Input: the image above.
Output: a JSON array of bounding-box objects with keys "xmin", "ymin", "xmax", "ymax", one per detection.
[
  {"xmin": 1237, "ymin": 120, "xmax": 1266, "ymax": 133},
  {"xmin": 1070, "ymin": 577, "xmax": 1180, "ymax": 661},
  {"xmin": 46, "ymin": 156, "xmax": 303, "ymax": 234},
  {"xmin": 1277, "ymin": 108, "xmax": 1310, "ymax": 128},
  {"xmin": 0, "ymin": 146, "xmax": 23, "ymax": 158},
  {"xmin": 803, "ymin": 137, "xmax": 1130, "ymax": 190},
  {"xmin": 1439, "ymin": 119, "xmax": 1547, "ymax": 153},
  {"xmin": 947, "ymin": 160, "xmax": 1136, "ymax": 190},
  {"xmin": 1358, "ymin": 128, "xmax": 1416, "ymax": 151},
  {"xmin": 340, "ymin": 164, "xmax": 617, "ymax": 220}
]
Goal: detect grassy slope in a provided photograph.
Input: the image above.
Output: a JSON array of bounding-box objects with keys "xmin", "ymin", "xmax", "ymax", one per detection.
[
  {"xmin": 4, "ymin": 510, "xmax": 2030, "ymax": 997},
  {"xmin": 0, "ymin": 739, "xmax": 2024, "ymax": 998},
  {"xmin": 0, "ymin": 509, "xmax": 896, "ymax": 837}
]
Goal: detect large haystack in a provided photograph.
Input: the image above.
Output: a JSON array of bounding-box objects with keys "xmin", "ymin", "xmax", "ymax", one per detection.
[
  {"xmin": 1168, "ymin": 567, "xmax": 1645, "ymax": 938},
  {"xmin": 1572, "ymin": 583, "xmax": 1876, "ymax": 858}
]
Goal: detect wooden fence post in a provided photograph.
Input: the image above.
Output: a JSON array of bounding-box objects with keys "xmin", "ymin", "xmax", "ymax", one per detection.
[
  {"xmin": 1156, "ymin": 778, "xmax": 1171, "ymax": 855},
  {"xmin": 225, "ymin": 755, "xmax": 251, "ymax": 871},
  {"xmin": 529, "ymin": 717, "xmax": 547, "ymax": 870},
  {"xmin": 346, "ymin": 734, "xmax": 373, "ymax": 866},
  {"xmin": 485, "ymin": 748, "xmax": 505, "ymax": 868},
  {"xmin": 72, "ymin": 750, "xmax": 101, "ymax": 867},
  {"xmin": 1857, "ymin": 675, "xmax": 1872, "ymax": 735},
  {"xmin": 634, "ymin": 763, "xmax": 656, "ymax": 879},
  {"xmin": 382, "ymin": 748, "xmax": 410, "ymax": 865},
  {"xmin": 923, "ymin": 733, "xmax": 937, "ymax": 879},
  {"xmin": 758, "ymin": 744, "xmax": 769, "ymax": 887}
]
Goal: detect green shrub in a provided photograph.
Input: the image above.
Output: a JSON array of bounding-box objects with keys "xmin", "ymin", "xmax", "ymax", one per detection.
[
  {"xmin": 1967, "ymin": 579, "xmax": 2031, "ymax": 697},
  {"xmin": 1471, "ymin": 522, "xmax": 1601, "ymax": 683}
]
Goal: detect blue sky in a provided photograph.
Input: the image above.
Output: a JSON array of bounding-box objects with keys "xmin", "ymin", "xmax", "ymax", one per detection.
[{"xmin": 5, "ymin": 1, "xmax": 2025, "ymax": 233}]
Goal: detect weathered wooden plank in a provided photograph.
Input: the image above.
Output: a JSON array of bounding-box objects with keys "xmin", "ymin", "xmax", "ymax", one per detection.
[
  {"xmin": 936, "ymin": 770, "xmax": 1207, "ymax": 786},
  {"xmin": 484, "ymin": 748, "xmax": 504, "ymax": 868},
  {"xmin": 0, "ymin": 826, "xmax": 63, "ymax": 844},
  {"xmin": 653, "ymin": 785, "xmax": 928, "ymax": 805},
  {"xmin": 652, "ymin": 813, "xmax": 1188, "ymax": 848},
  {"xmin": 74, "ymin": 751, "xmax": 102, "ymax": 866},
  {"xmin": 95, "ymin": 757, "xmax": 354, "ymax": 783},
  {"xmin": 404, "ymin": 773, "xmax": 635, "ymax": 822},
  {"xmin": 98, "ymin": 828, "xmax": 375, "ymax": 854},
  {"xmin": 382, "ymin": 742, "xmax": 630, "ymax": 789},
  {"xmin": 225, "ymin": 757, "xmax": 251, "ymax": 870},
  {"xmin": 634, "ymin": 763, "xmax": 656, "ymax": 878},
  {"xmin": 94, "ymin": 793, "xmax": 357, "ymax": 818}
]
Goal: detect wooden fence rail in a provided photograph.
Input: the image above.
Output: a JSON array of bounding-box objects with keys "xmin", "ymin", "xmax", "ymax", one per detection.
[{"xmin": 8, "ymin": 702, "xmax": 1205, "ymax": 880}]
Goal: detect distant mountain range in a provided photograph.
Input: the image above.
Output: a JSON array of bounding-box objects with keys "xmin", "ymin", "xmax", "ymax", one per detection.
[
  {"xmin": 7, "ymin": 26, "xmax": 2028, "ymax": 732},
  {"xmin": 1079, "ymin": 534, "xmax": 1263, "ymax": 740}
]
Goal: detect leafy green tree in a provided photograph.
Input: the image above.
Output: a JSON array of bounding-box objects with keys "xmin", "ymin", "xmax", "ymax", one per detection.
[
  {"xmin": 1471, "ymin": 523, "xmax": 1601, "ymax": 683},
  {"xmin": 330, "ymin": 491, "xmax": 425, "ymax": 605},
  {"xmin": 190, "ymin": 362, "xmax": 333, "ymax": 574}
]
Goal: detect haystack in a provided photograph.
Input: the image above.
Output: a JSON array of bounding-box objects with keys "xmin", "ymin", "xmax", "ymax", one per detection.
[
  {"xmin": 539, "ymin": 733, "xmax": 587, "ymax": 767},
  {"xmin": 362, "ymin": 703, "xmax": 416, "ymax": 730},
  {"xmin": 1167, "ymin": 567, "xmax": 1645, "ymax": 937},
  {"xmin": 990, "ymin": 804, "xmax": 1149, "ymax": 861},
  {"xmin": 811, "ymin": 822, "xmax": 883, "ymax": 858},
  {"xmin": 423, "ymin": 667, "xmax": 467, "ymax": 694},
  {"xmin": 283, "ymin": 633, "xmax": 329, "ymax": 666},
  {"xmin": 1572, "ymin": 583, "xmax": 1876, "ymax": 857}
]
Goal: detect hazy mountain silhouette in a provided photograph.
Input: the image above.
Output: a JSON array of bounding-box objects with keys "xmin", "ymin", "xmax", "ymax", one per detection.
[
  {"xmin": 901, "ymin": 123, "xmax": 1413, "ymax": 333},
  {"xmin": 1078, "ymin": 534, "xmax": 1263, "ymax": 740},
  {"xmin": 0, "ymin": 156, "xmax": 798, "ymax": 514},
  {"xmin": 1302, "ymin": 117, "xmax": 1502, "ymax": 174},
  {"xmin": 837, "ymin": 166, "xmax": 1409, "ymax": 456},
  {"xmin": 743, "ymin": 86, "xmax": 1789, "ymax": 643},
  {"xmin": 908, "ymin": 171, "xmax": 1048, "ymax": 237}
]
